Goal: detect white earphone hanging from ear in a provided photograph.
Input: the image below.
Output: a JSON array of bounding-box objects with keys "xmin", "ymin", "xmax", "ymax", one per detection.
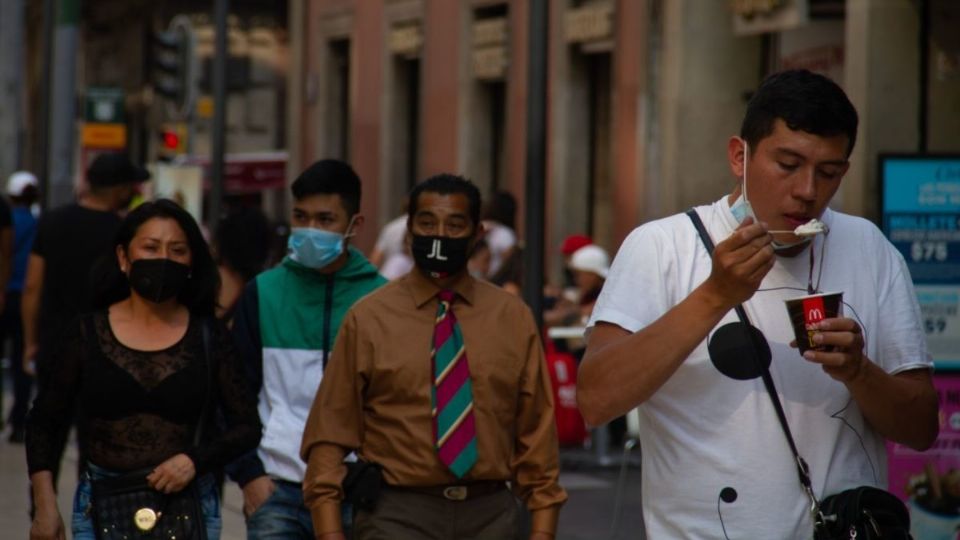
[{"xmin": 740, "ymin": 138, "xmax": 756, "ymax": 219}]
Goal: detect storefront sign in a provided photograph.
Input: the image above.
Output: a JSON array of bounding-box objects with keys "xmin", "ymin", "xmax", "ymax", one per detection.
[
  {"xmin": 566, "ymin": 3, "xmax": 613, "ymax": 44},
  {"xmin": 474, "ymin": 47, "xmax": 507, "ymax": 80},
  {"xmin": 888, "ymin": 374, "xmax": 960, "ymax": 538},
  {"xmin": 881, "ymin": 154, "xmax": 960, "ymax": 369},
  {"xmin": 882, "ymin": 156, "xmax": 960, "ymax": 284},
  {"xmin": 778, "ymin": 19, "xmax": 844, "ymax": 83},
  {"xmin": 473, "ymin": 18, "xmax": 507, "ymax": 47},
  {"xmin": 473, "ymin": 17, "xmax": 508, "ymax": 80},
  {"xmin": 176, "ymin": 151, "xmax": 287, "ymax": 194},
  {"xmin": 389, "ymin": 23, "xmax": 422, "ymax": 58},
  {"xmin": 731, "ymin": 0, "xmax": 808, "ymax": 36}
]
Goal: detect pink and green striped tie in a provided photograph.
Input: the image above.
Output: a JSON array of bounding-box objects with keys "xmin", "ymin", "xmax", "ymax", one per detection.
[{"xmin": 431, "ymin": 290, "xmax": 478, "ymax": 478}]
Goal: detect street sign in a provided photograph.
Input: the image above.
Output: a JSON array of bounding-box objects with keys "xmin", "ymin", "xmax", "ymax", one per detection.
[
  {"xmin": 80, "ymin": 124, "xmax": 127, "ymax": 148},
  {"xmin": 84, "ymin": 87, "xmax": 125, "ymax": 123},
  {"xmin": 83, "ymin": 87, "xmax": 127, "ymax": 150}
]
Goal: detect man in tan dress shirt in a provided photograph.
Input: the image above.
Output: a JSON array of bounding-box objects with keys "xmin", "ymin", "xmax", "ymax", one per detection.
[{"xmin": 301, "ymin": 174, "xmax": 567, "ymax": 539}]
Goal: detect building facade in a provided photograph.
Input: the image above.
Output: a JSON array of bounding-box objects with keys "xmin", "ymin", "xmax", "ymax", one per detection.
[{"xmin": 289, "ymin": 0, "xmax": 959, "ymax": 281}]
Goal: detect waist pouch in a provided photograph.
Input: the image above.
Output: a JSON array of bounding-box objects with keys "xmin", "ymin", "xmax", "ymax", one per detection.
[
  {"xmin": 343, "ymin": 461, "xmax": 383, "ymax": 511},
  {"xmin": 90, "ymin": 468, "xmax": 206, "ymax": 540}
]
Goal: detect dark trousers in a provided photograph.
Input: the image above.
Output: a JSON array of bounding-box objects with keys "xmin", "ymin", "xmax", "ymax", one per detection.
[
  {"xmin": 0, "ymin": 291, "xmax": 32, "ymax": 430},
  {"xmin": 354, "ymin": 486, "xmax": 521, "ymax": 540}
]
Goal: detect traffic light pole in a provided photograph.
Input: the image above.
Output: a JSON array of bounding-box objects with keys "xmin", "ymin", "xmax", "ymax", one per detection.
[
  {"xmin": 209, "ymin": 0, "xmax": 228, "ymax": 230},
  {"xmin": 36, "ymin": 0, "xmax": 55, "ymax": 206},
  {"xmin": 522, "ymin": 0, "xmax": 548, "ymax": 329},
  {"xmin": 47, "ymin": 0, "xmax": 79, "ymax": 208}
]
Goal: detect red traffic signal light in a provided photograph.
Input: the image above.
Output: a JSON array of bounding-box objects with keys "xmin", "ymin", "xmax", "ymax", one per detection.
[
  {"xmin": 161, "ymin": 130, "xmax": 180, "ymax": 150},
  {"xmin": 157, "ymin": 123, "xmax": 187, "ymax": 161}
]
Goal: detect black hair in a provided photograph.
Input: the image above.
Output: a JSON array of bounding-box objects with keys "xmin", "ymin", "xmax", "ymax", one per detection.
[
  {"xmin": 407, "ymin": 173, "xmax": 483, "ymax": 230},
  {"xmin": 93, "ymin": 199, "xmax": 220, "ymax": 317},
  {"xmin": 10, "ymin": 185, "xmax": 39, "ymax": 206},
  {"xmin": 741, "ymin": 69, "xmax": 859, "ymax": 157},
  {"xmin": 291, "ymin": 159, "xmax": 362, "ymax": 216},
  {"xmin": 215, "ymin": 206, "xmax": 271, "ymax": 282},
  {"xmin": 484, "ymin": 190, "xmax": 517, "ymax": 229}
]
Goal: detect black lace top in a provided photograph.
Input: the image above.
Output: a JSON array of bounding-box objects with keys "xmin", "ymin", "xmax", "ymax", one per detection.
[{"xmin": 26, "ymin": 311, "xmax": 261, "ymax": 475}]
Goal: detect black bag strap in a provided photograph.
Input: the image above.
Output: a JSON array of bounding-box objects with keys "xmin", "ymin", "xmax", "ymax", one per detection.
[
  {"xmin": 194, "ymin": 318, "xmax": 215, "ymax": 447},
  {"xmin": 685, "ymin": 209, "xmax": 823, "ymax": 521}
]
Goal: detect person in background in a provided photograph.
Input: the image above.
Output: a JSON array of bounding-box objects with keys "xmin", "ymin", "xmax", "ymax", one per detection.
[
  {"xmin": 2, "ymin": 171, "xmax": 40, "ymax": 443},
  {"xmin": 227, "ymin": 159, "xmax": 386, "ymax": 539},
  {"xmin": 213, "ymin": 206, "xmax": 272, "ymax": 321},
  {"xmin": 26, "ymin": 199, "xmax": 261, "ymax": 540},
  {"xmin": 22, "ymin": 152, "xmax": 149, "ymax": 484},
  {"xmin": 0, "ymin": 188, "xmax": 12, "ymax": 313},
  {"xmin": 543, "ymin": 236, "xmax": 595, "ymax": 331},
  {"xmin": 301, "ymin": 174, "xmax": 566, "ymax": 540},
  {"xmin": 467, "ymin": 238, "xmax": 491, "ymax": 281},
  {"xmin": 370, "ymin": 199, "xmax": 412, "ymax": 280},
  {"xmin": 567, "ymin": 244, "xmax": 609, "ymax": 326},
  {"xmin": 558, "ymin": 234, "xmax": 592, "ymax": 293},
  {"xmin": 489, "ymin": 244, "xmax": 524, "ymax": 296},
  {"xmin": 482, "ymin": 191, "xmax": 518, "ymax": 278},
  {"xmin": 0, "ymin": 178, "xmax": 14, "ymax": 435}
]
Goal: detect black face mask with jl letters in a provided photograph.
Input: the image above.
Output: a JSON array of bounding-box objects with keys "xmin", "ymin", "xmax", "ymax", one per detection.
[{"xmin": 410, "ymin": 235, "xmax": 472, "ymax": 278}]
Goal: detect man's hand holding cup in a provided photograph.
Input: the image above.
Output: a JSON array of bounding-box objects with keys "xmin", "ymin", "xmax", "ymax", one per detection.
[
  {"xmin": 785, "ymin": 292, "xmax": 867, "ymax": 383},
  {"xmin": 798, "ymin": 316, "xmax": 868, "ymax": 383}
]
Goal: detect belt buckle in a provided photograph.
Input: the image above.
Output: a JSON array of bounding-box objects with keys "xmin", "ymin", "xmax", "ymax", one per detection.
[{"xmin": 443, "ymin": 486, "xmax": 468, "ymax": 501}]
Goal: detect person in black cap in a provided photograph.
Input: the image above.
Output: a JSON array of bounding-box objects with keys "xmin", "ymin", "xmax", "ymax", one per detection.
[{"xmin": 21, "ymin": 151, "xmax": 149, "ymax": 485}]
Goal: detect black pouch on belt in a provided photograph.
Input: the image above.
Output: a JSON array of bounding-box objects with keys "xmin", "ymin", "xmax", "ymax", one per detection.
[{"xmin": 342, "ymin": 461, "xmax": 383, "ymax": 511}]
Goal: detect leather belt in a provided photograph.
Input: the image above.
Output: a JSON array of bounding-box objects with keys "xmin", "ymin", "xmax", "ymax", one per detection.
[{"xmin": 389, "ymin": 481, "xmax": 507, "ymax": 501}]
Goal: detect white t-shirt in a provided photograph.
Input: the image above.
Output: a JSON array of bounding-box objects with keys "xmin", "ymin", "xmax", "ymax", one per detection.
[
  {"xmin": 374, "ymin": 215, "xmax": 413, "ymax": 280},
  {"xmin": 589, "ymin": 198, "xmax": 931, "ymax": 539},
  {"xmin": 483, "ymin": 220, "xmax": 517, "ymax": 277}
]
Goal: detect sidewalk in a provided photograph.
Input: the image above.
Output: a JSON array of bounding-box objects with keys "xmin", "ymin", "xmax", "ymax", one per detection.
[{"xmin": 1, "ymin": 389, "xmax": 644, "ymax": 539}]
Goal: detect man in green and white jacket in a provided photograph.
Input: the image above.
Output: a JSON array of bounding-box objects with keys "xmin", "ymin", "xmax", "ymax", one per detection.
[{"xmin": 228, "ymin": 160, "xmax": 387, "ymax": 539}]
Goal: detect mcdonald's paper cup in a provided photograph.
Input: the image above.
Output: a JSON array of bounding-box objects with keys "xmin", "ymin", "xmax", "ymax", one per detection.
[{"xmin": 784, "ymin": 292, "xmax": 843, "ymax": 353}]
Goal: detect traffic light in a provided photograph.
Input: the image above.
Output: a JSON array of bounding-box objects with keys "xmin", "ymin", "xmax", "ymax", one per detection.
[
  {"xmin": 150, "ymin": 20, "xmax": 195, "ymax": 117},
  {"xmin": 157, "ymin": 123, "xmax": 187, "ymax": 161}
]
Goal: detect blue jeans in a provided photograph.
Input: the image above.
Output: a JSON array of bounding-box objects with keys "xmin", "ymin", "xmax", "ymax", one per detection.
[
  {"xmin": 72, "ymin": 462, "xmax": 222, "ymax": 540},
  {"xmin": 246, "ymin": 479, "xmax": 353, "ymax": 539}
]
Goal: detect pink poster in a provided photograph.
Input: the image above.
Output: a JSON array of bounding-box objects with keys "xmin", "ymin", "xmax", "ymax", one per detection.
[{"xmin": 888, "ymin": 373, "xmax": 960, "ymax": 539}]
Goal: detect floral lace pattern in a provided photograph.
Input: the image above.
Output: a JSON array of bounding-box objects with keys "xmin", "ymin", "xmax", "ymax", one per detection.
[{"xmin": 26, "ymin": 311, "xmax": 260, "ymax": 474}]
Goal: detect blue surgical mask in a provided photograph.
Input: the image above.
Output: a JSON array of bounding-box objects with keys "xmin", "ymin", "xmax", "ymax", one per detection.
[
  {"xmin": 729, "ymin": 193, "xmax": 755, "ymax": 224},
  {"xmin": 287, "ymin": 225, "xmax": 351, "ymax": 269}
]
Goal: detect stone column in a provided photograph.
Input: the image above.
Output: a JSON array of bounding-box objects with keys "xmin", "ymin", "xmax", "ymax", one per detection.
[
  {"xmin": 844, "ymin": 0, "xmax": 920, "ymax": 222},
  {"xmin": 0, "ymin": 0, "xmax": 26, "ymax": 178},
  {"xmin": 656, "ymin": 0, "xmax": 760, "ymax": 218}
]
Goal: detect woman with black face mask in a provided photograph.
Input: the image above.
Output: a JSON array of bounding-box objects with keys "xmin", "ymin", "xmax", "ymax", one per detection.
[{"xmin": 26, "ymin": 199, "xmax": 261, "ymax": 540}]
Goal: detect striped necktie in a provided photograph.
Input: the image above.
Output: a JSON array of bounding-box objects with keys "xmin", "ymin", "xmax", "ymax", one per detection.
[{"xmin": 431, "ymin": 289, "xmax": 478, "ymax": 478}]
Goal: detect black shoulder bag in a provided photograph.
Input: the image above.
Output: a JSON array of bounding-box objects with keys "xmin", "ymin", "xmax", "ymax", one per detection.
[
  {"xmin": 686, "ymin": 209, "xmax": 911, "ymax": 540},
  {"xmin": 90, "ymin": 319, "xmax": 215, "ymax": 540}
]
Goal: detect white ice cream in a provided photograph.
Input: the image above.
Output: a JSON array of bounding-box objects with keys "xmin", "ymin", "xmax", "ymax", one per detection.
[{"xmin": 793, "ymin": 218, "xmax": 828, "ymax": 237}]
